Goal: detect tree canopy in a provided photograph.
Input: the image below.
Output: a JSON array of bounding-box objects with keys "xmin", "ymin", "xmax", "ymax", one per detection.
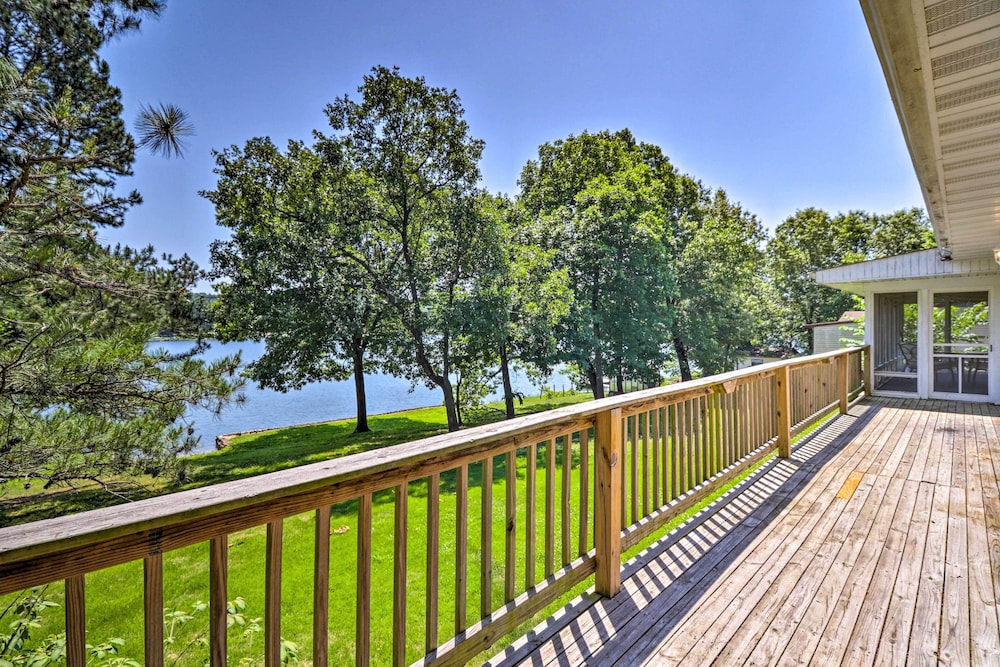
[
  {"xmin": 671, "ymin": 188, "xmax": 764, "ymax": 379},
  {"xmin": 207, "ymin": 71, "xmax": 935, "ymax": 425},
  {"xmin": 0, "ymin": 1, "xmax": 240, "ymax": 487},
  {"xmin": 207, "ymin": 137, "xmax": 394, "ymax": 433},
  {"xmin": 208, "ymin": 67, "xmax": 502, "ymax": 432},
  {"xmin": 764, "ymin": 207, "xmax": 935, "ymax": 350}
]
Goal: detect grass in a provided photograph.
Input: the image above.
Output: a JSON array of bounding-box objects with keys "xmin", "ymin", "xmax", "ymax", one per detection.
[{"xmin": 1, "ymin": 394, "xmax": 839, "ymax": 666}]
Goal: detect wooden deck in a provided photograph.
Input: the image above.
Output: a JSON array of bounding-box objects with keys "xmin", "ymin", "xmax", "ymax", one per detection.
[{"xmin": 487, "ymin": 398, "xmax": 1000, "ymax": 666}]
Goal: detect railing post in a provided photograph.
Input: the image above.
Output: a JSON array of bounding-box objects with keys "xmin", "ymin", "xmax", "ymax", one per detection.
[
  {"xmin": 863, "ymin": 345, "xmax": 874, "ymax": 397},
  {"xmin": 838, "ymin": 353, "xmax": 850, "ymax": 415},
  {"xmin": 595, "ymin": 407, "xmax": 622, "ymax": 597},
  {"xmin": 776, "ymin": 365, "xmax": 792, "ymax": 458}
]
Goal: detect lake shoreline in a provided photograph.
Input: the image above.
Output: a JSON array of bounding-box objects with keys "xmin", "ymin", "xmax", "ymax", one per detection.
[{"xmin": 212, "ymin": 402, "xmax": 440, "ymax": 449}]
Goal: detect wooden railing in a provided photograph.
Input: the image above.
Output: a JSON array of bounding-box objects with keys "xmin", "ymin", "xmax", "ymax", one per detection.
[{"xmin": 0, "ymin": 347, "xmax": 870, "ymax": 667}]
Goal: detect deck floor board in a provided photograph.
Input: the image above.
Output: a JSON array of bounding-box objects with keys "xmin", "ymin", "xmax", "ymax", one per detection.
[{"xmin": 488, "ymin": 398, "xmax": 1000, "ymax": 667}]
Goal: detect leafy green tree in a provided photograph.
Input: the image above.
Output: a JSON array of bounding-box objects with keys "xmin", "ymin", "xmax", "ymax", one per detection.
[
  {"xmin": 519, "ymin": 131, "xmax": 679, "ymax": 398},
  {"xmin": 0, "ymin": 1, "xmax": 240, "ymax": 487},
  {"xmin": 767, "ymin": 207, "xmax": 935, "ymax": 350},
  {"xmin": 315, "ymin": 66, "xmax": 500, "ymax": 431},
  {"xmin": 206, "ymin": 138, "xmax": 391, "ymax": 433},
  {"xmin": 671, "ymin": 188, "xmax": 764, "ymax": 379},
  {"xmin": 767, "ymin": 208, "xmax": 858, "ymax": 350},
  {"xmin": 473, "ymin": 194, "xmax": 571, "ymax": 418},
  {"xmin": 867, "ymin": 207, "xmax": 935, "ymax": 259}
]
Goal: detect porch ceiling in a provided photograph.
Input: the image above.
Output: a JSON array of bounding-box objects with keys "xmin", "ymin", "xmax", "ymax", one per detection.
[{"xmin": 862, "ymin": 0, "xmax": 1000, "ymax": 260}]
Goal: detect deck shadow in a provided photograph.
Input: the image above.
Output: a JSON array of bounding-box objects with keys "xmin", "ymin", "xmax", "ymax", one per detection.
[{"xmin": 489, "ymin": 398, "xmax": 889, "ymax": 666}]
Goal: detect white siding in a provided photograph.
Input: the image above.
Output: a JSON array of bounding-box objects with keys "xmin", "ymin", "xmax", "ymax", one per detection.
[{"xmin": 812, "ymin": 323, "xmax": 860, "ymax": 354}]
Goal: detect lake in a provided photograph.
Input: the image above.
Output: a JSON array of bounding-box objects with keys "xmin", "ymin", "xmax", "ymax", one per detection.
[{"xmin": 154, "ymin": 340, "xmax": 576, "ymax": 452}]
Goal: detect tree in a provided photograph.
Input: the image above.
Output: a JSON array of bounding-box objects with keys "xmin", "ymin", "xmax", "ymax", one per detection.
[
  {"xmin": 315, "ymin": 66, "xmax": 500, "ymax": 431},
  {"xmin": 206, "ymin": 138, "xmax": 391, "ymax": 433},
  {"xmin": 0, "ymin": 1, "xmax": 240, "ymax": 487},
  {"xmin": 473, "ymin": 194, "xmax": 570, "ymax": 418},
  {"xmin": 766, "ymin": 207, "xmax": 935, "ymax": 350},
  {"xmin": 519, "ymin": 131, "xmax": 679, "ymax": 398},
  {"xmin": 671, "ymin": 188, "xmax": 764, "ymax": 380}
]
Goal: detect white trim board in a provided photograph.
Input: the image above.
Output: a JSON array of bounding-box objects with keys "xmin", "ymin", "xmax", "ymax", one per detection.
[{"xmin": 814, "ymin": 249, "xmax": 1000, "ymax": 295}]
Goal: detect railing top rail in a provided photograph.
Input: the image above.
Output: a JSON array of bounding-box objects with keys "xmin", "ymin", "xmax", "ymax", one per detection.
[{"xmin": 0, "ymin": 346, "xmax": 867, "ymax": 568}]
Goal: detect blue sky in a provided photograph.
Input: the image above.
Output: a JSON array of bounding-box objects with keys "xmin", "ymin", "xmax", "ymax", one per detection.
[{"xmin": 101, "ymin": 1, "xmax": 923, "ymax": 275}]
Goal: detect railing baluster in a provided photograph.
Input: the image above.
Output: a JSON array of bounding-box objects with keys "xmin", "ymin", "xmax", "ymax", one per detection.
[
  {"xmin": 525, "ymin": 444, "xmax": 536, "ymax": 589},
  {"xmin": 642, "ymin": 412, "xmax": 650, "ymax": 516},
  {"xmin": 65, "ymin": 575, "xmax": 85, "ymax": 667},
  {"xmin": 630, "ymin": 416, "xmax": 639, "ymax": 523},
  {"xmin": 210, "ymin": 536, "xmax": 227, "ymax": 667},
  {"xmin": 480, "ymin": 456, "xmax": 493, "ymax": 620},
  {"xmin": 545, "ymin": 439, "xmax": 555, "ymax": 577},
  {"xmin": 393, "ymin": 483, "xmax": 408, "ymax": 667},
  {"xmin": 651, "ymin": 407, "xmax": 660, "ymax": 508},
  {"xmin": 620, "ymin": 420, "xmax": 628, "ymax": 527},
  {"xmin": 561, "ymin": 434, "xmax": 572, "ymax": 566},
  {"xmin": 771, "ymin": 375, "xmax": 778, "ymax": 441},
  {"xmin": 662, "ymin": 406, "xmax": 670, "ymax": 502},
  {"xmin": 753, "ymin": 380, "xmax": 761, "ymax": 448},
  {"xmin": 144, "ymin": 554, "xmax": 164, "ymax": 667},
  {"xmin": 670, "ymin": 403, "xmax": 680, "ymax": 498},
  {"xmin": 505, "ymin": 452, "xmax": 516, "ymax": 603},
  {"xmin": 721, "ymin": 392, "xmax": 731, "ymax": 466},
  {"xmin": 455, "ymin": 464, "xmax": 468, "ymax": 633},
  {"xmin": 426, "ymin": 473, "xmax": 440, "ymax": 651},
  {"xmin": 740, "ymin": 384, "xmax": 750, "ymax": 458},
  {"xmin": 682, "ymin": 399, "xmax": 691, "ymax": 492},
  {"xmin": 579, "ymin": 432, "xmax": 589, "ymax": 556},
  {"xmin": 314, "ymin": 506, "xmax": 331, "ymax": 667},
  {"xmin": 265, "ymin": 520, "xmax": 283, "ymax": 667},
  {"xmin": 356, "ymin": 494, "xmax": 372, "ymax": 667},
  {"xmin": 689, "ymin": 399, "xmax": 697, "ymax": 489},
  {"xmin": 838, "ymin": 354, "xmax": 850, "ymax": 414},
  {"xmin": 693, "ymin": 397, "xmax": 703, "ymax": 486},
  {"xmin": 719, "ymin": 393, "xmax": 729, "ymax": 468},
  {"xmin": 706, "ymin": 395, "xmax": 716, "ymax": 476}
]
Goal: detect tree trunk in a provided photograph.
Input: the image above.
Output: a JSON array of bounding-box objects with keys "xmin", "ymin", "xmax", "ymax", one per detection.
[
  {"xmin": 592, "ymin": 350, "xmax": 605, "ymax": 399},
  {"xmin": 499, "ymin": 343, "xmax": 515, "ymax": 419},
  {"xmin": 674, "ymin": 335, "xmax": 693, "ymax": 382},
  {"xmin": 440, "ymin": 376, "xmax": 461, "ymax": 432},
  {"xmin": 351, "ymin": 344, "xmax": 370, "ymax": 433},
  {"xmin": 615, "ymin": 354, "xmax": 624, "ymax": 395},
  {"xmin": 590, "ymin": 316, "xmax": 606, "ymax": 399}
]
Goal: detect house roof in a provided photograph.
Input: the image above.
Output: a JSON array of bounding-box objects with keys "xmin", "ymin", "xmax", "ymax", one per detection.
[
  {"xmin": 801, "ymin": 311, "xmax": 865, "ymax": 329},
  {"xmin": 861, "ymin": 0, "xmax": 1000, "ymax": 260},
  {"xmin": 814, "ymin": 247, "xmax": 1000, "ymax": 293}
]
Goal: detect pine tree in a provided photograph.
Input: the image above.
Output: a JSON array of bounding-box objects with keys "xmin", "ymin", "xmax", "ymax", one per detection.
[{"xmin": 0, "ymin": 1, "xmax": 240, "ymax": 488}]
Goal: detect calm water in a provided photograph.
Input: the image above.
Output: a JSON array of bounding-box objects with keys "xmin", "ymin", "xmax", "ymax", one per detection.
[{"xmin": 154, "ymin": 340, "xmax": 574, "ymax": 452}]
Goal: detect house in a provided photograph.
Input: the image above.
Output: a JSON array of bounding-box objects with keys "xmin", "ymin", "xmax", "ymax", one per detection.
[
  {"xmin": 815, "ymin": 0, "xmax": 1000, "ymax": 404},
  {"xmin": 816, "ymin": 251, "xmax": 997, "ymax": 399},
  {"xmin": 802, "ymin": 310, "xmax": 864, "ymax": 355}
]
